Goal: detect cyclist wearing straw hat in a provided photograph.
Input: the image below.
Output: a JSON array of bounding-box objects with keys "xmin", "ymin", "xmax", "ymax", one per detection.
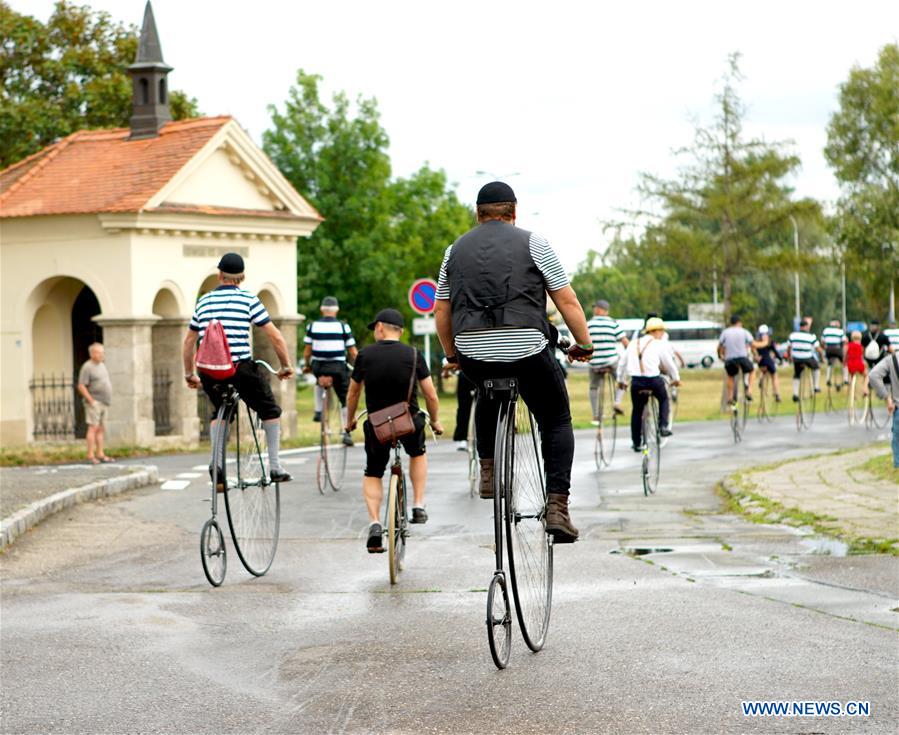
[{"xmin": 618, "ymin": 317, "xmax": 680, "ymax": 451}]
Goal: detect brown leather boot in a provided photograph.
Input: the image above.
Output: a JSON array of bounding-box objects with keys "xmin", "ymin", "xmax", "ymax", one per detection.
[
  {"xmin": 545, "ymin": 493, "xmax": 579, "ymax": 543},
  {"xmin": 479, "ymin": 459, "xmax": 494, "ymax": 499}
]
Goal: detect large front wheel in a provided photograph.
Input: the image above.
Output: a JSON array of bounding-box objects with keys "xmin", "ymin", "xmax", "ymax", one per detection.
[
  {"xmin": 223, "ymin": 404, "xmax": 281, "ymax": 576},
  {"xmin": 642, "ymin": 398, "xmax": 660, "ymax": 495},
  {"xmin": 504, "ymin": 399, "xmax": 553, "ymax": 653}
]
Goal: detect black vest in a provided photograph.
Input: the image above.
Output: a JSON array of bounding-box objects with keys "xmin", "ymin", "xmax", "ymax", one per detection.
[{"xmin": 446, "ymin": 220, "xmax": 551, "ymax": 339}]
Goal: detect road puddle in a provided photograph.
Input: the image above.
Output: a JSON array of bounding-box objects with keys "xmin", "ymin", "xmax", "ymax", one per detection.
[{"xmin": 800, "ymin": 536, "xmax": 849, "ymax": 556}]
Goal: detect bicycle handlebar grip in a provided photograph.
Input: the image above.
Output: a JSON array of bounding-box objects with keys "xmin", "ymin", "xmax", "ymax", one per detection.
[{"xmin": 557, "ymin": 337, "xmax": 571, "ymax": 353}]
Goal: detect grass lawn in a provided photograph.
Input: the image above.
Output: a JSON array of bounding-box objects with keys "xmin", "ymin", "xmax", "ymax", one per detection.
[{"xmin": 3, "ymin": 366, "xmax": 888, "ymax": 466}]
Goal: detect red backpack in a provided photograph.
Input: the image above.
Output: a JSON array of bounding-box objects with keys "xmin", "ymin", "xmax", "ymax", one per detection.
[{"xmin": 196, "ymin": 319, "xmax": 236, "ymax": 380}]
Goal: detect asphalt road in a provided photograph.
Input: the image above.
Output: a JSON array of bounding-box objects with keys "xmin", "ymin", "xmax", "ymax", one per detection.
[{"xmin": 2, "ymin": 413, "xmax": 897, "ymax": 734}]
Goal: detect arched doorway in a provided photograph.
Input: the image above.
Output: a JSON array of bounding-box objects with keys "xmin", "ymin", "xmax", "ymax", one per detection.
[
  {"xmin": 151, "ymin": 287, "xmax": 182, "ymax": 436},
  {"xmin": 29, "ymin": 278, "xmax": 103, "ymax": 440}
]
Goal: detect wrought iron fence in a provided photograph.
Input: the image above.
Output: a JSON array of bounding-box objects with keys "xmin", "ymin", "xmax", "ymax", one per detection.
[
  {"xmin": 29, "ymin": 373, "xmax": 78, "ymax": 440},
  {"xmin": 198, "ymin": 390, "xmax": 211, "ymax": 441},
  {"xmin": 152, "ymin": 368, "xmax": 173, "ymax": 436}
]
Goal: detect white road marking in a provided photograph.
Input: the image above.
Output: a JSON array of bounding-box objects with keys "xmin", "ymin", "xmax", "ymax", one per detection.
[
  {"xmin": 160, "ymin": 480, "xmax": 191, "ymax": 490},
  {"xmin": 177, "ymin": 472, "xmax": 203, "ymax": 478},
  {"xmin": 191, "ymin": 465, "xmax": 208, "ymax": 471}
]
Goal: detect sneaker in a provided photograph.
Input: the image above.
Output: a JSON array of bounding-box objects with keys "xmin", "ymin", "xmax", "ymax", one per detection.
[
  {"xmin": 590, "ymin": 419, "xmax": 600, "ymax": 426},
  {"xmin": 209, "ymin": 464, "xmax": 226, "ymax": 493},
  {"xmin": 367, "ymin": 522, "xmax": 384, "ymax": 553},
  {"xmin": 792, "ymin": 395, "xmax": 799, "ymax": 403},
  {"xmin": 613, "ymin": 405, "xmax": 625, "ymax": 416},
  {"xmin": 633, "ymin": 444, "xmax": 645, "ymax": 453},
  {"xmin": 660, "ymin": 427, "xmax": 673, "ymax": 437},
  {"xmin": 312, "ymin": 411, "xmax": 322, "ymax": 423},
  {"xmin": 455, "ymin": 440, "xmax": 467, "ymax": 451},
  {"xmin": 341, "ymin": 431, "xmax": 354, "ymax": 447},
  {"xmin": 835, "ymin": 384, "xmax": 842, "ymax": 392},
  {"xmin": 775, "ymin": 394, "xmax": 782, "ymax": 402},
  {"xmin": 545, "ymin": 493, "xmax": 578, "ymax": 543},
  {"xmin": 411, "ymin": 507, "xmax": 428, "ymax": 524},
  {"xmin": 479, "ymin": 458, "xmax": 495, "ymax": 499},
  {"xmin": 814, "ymin": 388, "xmax": 821, "ymax": 394},
  {"xmin": 270, "ymin": 469, "xmax": 292, "ymax": 483},
  {"xmin": 745, "ymin": 392, "xmax": 753, "ymax": 402},
  {"xmin": 826, "ymin": 379, "xmax": 832, "ymax": 387}
]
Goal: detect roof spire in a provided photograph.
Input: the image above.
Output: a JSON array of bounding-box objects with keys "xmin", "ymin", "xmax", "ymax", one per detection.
[
  {"xmin": 134, "ymin": 1, "xmax": 167, "ymax": 66},
  {"xmin": 127, "ymin": 1, "xmax": 173, "ymax": 139}
]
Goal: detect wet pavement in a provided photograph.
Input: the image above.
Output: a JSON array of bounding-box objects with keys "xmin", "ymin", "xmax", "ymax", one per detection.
[
  {"xmin": 0, "ymin": 463, "xmax": 145, "ymax": 516},
  {"xmin": 1, "ymin": 413, "xmax": 897, "ymax": 734}
]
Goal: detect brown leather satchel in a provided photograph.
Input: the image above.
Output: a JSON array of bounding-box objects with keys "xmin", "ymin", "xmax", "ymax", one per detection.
[{"xmin": 369, "ymin": 348, "xmax": 419, "ymax": 445}]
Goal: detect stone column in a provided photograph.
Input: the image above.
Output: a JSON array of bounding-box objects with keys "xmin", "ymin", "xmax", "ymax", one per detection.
[
  {"xmin": 93, "ymin": 316, "xmax": 158, "ymax": 445},
  {"xmin": 153, "ymin": 317, "xmax": 200, "ymax": 444},
  {"xmin": 263, "ymin": 315, "xmax": 303, "ymax": 439}
]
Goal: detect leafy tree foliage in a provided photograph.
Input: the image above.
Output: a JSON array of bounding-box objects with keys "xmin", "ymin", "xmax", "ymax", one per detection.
[
  {"xmin": 825, "ymin": 43, "xmax": 899, "ymax": 318},
  {"xmin": 0, "ymin": 0, "xmax": 198, "ymax": 168},
  {"xmin": 263, "ymin": 71, "xmax": 474, "ymax": 342}
]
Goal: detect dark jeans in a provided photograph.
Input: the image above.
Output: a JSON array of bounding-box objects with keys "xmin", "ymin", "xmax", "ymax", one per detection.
[
  {"xmin": 200, "ymin": 360, "xmax": 281, "ymax": 421},
  {"xmin": 313, "ymin": 361, "xmax": 349, "ymax": 405},
  {"xmin": 453, "ymin": 372, "xmax": 476, "ymax": 441},
  {"xmin": 459, "ymin": 346, "xmax": 574, "ymax": 495},
  {"xmin": 630, "ymin": 376, "xmax": 669, "ymax": 448}
]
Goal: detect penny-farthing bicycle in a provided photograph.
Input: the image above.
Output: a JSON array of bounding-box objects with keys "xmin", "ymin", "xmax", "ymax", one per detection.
[
  {"xmin": 484, "ymin": 377, "xmax": 553, "ymax": 669},
  {"xmin": 200, "ymin": 361, "xmax": 281, "ymax": 587}
]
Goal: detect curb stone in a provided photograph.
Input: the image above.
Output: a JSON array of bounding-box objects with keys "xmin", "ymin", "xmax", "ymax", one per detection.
[{"xmin": 0, "ymin": 466, "xmax": 159, "ymax": 550}]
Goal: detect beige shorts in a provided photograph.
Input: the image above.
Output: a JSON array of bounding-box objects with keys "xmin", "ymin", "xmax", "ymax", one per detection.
[{"xmin": 84, "ymin": 401, "xmax": 109, "ymax": 426}]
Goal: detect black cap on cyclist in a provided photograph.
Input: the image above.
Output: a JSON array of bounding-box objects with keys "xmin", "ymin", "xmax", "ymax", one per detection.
[
  {"xmin": 321, "ymin": 296, "xmax": 339, "ymax": 308},
  {"xmin": 217, "ymin": 252, "xmax": 245, "ymax": 274},
  {"xmin": 476, "ymin": 181, "xmax": 517, "ymax": 205},
  {"xmin": 367, "ymin": 308, "xmax": 405, "ymax": 330},
  {"xmin": 730, "ymin": 314, "xmax": 741, "ymax": 325}
]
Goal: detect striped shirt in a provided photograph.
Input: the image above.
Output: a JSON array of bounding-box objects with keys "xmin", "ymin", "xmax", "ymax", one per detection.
[
  {"xmin": 821, "ymin": 326, "xmax": 847, "ymax": 348},
  {"xmin": 882, "ymin": 327, "xmax": 899, "ymax": 351},
  {"xmin": 587, "ymin": 315, "xmax": 625, "ymax": 367},
  {"xmin": 788, "ymin": 331, "xmax": 820, "ymax": 362},
  {"xmin": 436, "ymin": 232, "xmax": 569, "ymax": 362},
  {"xmin": 304, "ymin": 317, "xmax": 355, "ymax": 362},
  {"xmin": 189, "ymin": 286, "xmax": 270, "ymax": 362}
]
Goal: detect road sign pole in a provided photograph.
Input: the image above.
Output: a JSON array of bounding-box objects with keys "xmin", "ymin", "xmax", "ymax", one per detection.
[{"xmin": 424, "ymin": 316, "xmax": 431, "ymax": 370}]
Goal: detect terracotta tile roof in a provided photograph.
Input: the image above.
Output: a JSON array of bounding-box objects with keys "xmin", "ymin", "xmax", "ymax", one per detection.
[{"xmin": 0, "ymin": 117, "xmax": 232, "ymax": 218}]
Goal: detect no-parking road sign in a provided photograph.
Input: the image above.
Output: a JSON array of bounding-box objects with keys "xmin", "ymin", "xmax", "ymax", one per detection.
[{"xmin": 408, "ymin": 278, "xmax": 438, "ymax": 315}]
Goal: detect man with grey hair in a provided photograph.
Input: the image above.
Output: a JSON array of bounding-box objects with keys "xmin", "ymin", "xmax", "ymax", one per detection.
[
  {"xmin": 77, "ymin": 342, "xmax": 114, "ymax": 464},
  {"xmin": 587, "ymin": 298, "xmax": 629, "ymax": 421}
]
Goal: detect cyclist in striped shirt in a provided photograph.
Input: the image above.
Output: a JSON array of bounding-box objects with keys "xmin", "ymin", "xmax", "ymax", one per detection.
[
  {"xmin": 183, "ymin": 253, "xmax": 295, "ymax": 484},
  {"xmin": 785, "ymin": 319, "xmax": 824, "ymax": 402},
  {"xmin": 435, "ymin": 181, "xmax": 593, "ymax": 544},
  {"xmin": 303, "ymin": 296, "xmax": 357, "ymax": 446},
  {"xmin": 821, "ymin": 319, "xmax": 848, "ymax": 389},
  {"xmin": 587, "ymin": 299, "xmax": 628, "ymax": 421}
]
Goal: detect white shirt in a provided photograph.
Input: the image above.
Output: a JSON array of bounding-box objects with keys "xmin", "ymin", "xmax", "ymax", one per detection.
[{"xmin": 619, "ymin": 335, "xmax": 680, "ymax": 382}]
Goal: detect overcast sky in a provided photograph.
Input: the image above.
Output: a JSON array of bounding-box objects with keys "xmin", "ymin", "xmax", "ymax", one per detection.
[{"xmin": 22, "ymin": 0, "xmax": 899, "ymax": 271}]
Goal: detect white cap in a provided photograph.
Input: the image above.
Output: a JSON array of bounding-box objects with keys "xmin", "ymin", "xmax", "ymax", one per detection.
[{"xmin": 758, "ymin": 324, "xmax": 770, "ymax": 335}]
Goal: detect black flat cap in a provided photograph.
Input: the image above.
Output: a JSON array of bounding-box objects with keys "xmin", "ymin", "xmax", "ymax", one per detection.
[
  {"xmin": 217, "ymin": 252, "xmax": 245, "ymax": 274},
  {"xmin": 476, "ymin": 181, "xmax": 517, "ymax": 205},
  {"xmin": 368, "ymin": 308, "xmax": 405, "ymax": 330},
  {"xmin": 321, "ymin": 296, "xmax": 339, "ymax": 308}
]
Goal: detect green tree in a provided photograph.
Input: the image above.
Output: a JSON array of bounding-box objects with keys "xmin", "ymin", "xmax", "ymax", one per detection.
[
  {"xmin": 633, "ymin": 53, "xmax": 818, "ymax": 316},
  {"xmin": 0, "ymin": 0, "xmax": 198, "ymax": 168},
  {"xmin": 263, "ymin": 70, "xmax": 473, "ymax": 343},
  {"xmin": 824, "ymin": 42, "xmax": 899, "ymax": 319}
]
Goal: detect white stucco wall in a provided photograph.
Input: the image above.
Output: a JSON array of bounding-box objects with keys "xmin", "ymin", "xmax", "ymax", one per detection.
[{"xmin": 165, "ymin": 147, "xmax": 276, "ymax": 210}]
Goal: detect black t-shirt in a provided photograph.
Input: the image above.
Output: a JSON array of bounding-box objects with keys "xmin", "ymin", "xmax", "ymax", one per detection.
[
  {"xmin": 862, "ymin": 331, "xmax": 890, "ymax": 362},
  {"xmin": 351, "ymin": 340, "xmax": 430, "ymax": 413}
]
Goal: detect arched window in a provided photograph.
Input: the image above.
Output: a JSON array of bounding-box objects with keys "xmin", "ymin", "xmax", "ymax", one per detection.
[
  {"xmin": 139, "ymin": 78, "xmax": 149, "ymax": 105},
  {"xmin": 158, "ymin": 78, "xmax": 167, "ymax": 104}
]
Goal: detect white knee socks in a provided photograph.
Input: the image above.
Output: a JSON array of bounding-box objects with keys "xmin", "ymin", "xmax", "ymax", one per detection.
[{"xmin": 264, "ymin": 421, "xmax": 282, "ymax": 472}]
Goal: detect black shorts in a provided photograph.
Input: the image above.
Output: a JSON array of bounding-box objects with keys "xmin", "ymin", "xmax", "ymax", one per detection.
[
  {"xmin": 363, "ymin": 413, "xmax": 427, "ymax": 478},
  {"xmin": 825, "ymin": 347, "xmax": 843, "ymax": 364},
  {"xmin": 758, "ymin": 356, "xmax": 777, "ymax": 374},
  {"xmin": 793, "ymin": 358, "xmax": 819, "ymax": 378},
  {"xmin": 312, "ymin": 361, "xmax": 349, "ymax": 404},
  {"xmin": 725, "ymin": 357, "xmax": 754, "ymax": 376},
  {"xmin": 200, "ymin": 361, "xmax": 281, "ymax": 421}
]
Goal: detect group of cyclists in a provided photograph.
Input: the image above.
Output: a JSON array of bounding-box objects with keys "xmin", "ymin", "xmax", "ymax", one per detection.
[{"xmin": 183, "ymin": 180, "xmax": 897, "ymax": 561}]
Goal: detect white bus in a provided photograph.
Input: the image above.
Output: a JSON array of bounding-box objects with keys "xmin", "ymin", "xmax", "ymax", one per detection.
[{"xmin": 617, "ymin": 318, "xmax": 723, "ymax": 369}]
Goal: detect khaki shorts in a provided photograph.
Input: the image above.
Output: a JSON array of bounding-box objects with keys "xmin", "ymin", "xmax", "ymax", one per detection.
[{"xmin": 84, "ymin": 401, "xmax": 109, "ymax": 426}]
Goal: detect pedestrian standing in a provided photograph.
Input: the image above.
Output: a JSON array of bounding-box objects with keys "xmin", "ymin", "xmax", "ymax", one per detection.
[{"xmin": 76, "ymin": 343, "xmax": 114, "ymax": 464}]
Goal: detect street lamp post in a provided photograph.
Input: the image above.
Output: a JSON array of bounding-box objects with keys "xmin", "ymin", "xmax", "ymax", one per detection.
[{"xmin": 790, "ymin": 215, "xmax": 800, "ymax": 327}]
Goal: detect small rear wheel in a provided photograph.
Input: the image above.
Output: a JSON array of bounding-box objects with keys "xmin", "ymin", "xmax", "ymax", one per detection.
[
  {"xmin": 486, "ymin": 573, "xmax": 512, "ymax": 669},
  {"xmin": 200, "ymin": 518, "xmax": 226, "ymax": 587}
]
